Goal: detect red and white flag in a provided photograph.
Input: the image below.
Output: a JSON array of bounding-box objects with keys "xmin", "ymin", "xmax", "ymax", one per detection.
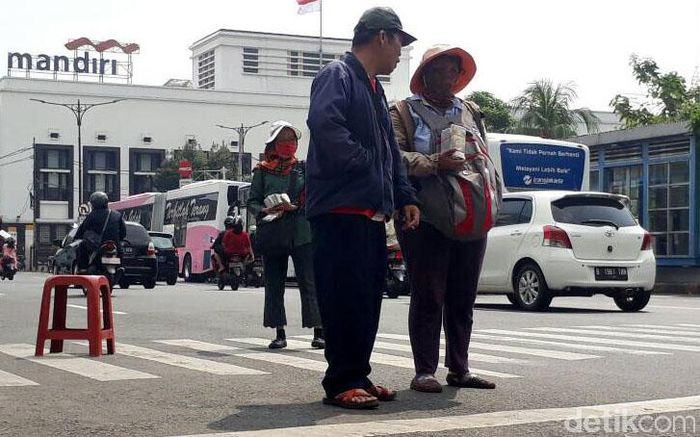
[{"xmin": 297, "ymin": 0, "xmax": 320, "ymax": 15}]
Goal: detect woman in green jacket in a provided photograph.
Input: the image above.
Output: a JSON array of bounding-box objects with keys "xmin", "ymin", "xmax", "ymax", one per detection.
[{"xmin": 247, "ymin": 120, "xmax": 324, "ymax": 349}]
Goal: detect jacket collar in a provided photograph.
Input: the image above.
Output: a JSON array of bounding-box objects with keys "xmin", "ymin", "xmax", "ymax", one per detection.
[{"xmin": 342, "ymin": 52, "xmax": 385, "ymax": 98}]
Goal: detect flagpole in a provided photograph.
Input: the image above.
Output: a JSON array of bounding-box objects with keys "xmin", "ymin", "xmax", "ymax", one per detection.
[{"xmin": 319, "ymin": 0, "xmax": 323, "ymax": 69}]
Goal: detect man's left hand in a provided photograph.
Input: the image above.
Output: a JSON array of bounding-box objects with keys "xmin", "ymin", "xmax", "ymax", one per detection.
[{"xmin": 401, "ymin": 205, "xmax": 420, "ymax": 231}]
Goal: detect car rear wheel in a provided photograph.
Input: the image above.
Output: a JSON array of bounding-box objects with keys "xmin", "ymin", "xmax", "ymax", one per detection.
[
  {"xmin": 513, "ymin": 263, "xmax": 553, "ymax": 311},
  {"xmin": 166, "ymin": 274, "xmax": 177, "ymax": 286},
  {"xmin": 613, "ymin": 290, "xmax": 651, "ymax": 312},
  {"xmin": 119, "ymin": 280, "xmax": 130, "ymax": 289},
  {"xmin": 143, "ymin": 278, "xmax": 156, "ymax": 289}
]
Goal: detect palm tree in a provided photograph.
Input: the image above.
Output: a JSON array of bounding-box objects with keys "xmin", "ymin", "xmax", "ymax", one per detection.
[{"xmin": 511, "ymin": 79, "xmax": 599, "ymax": 139}]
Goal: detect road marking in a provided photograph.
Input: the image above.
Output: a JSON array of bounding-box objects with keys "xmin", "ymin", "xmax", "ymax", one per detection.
[
  {"xmin": 169, "ymin": 394, "xmax": 700, "ymax": 437},
  {"xmin": 228, "ymin": 338, "xmax": 520, "ymax": 379},
  {"xmin": 154, "ymin": 339, "xmax": 240, "ymax": 352},
  {"xmin": 0, "ymin": 343, "xmax": 158, "ymax": 381},
  {"xmin": 67, "ymin": 304, "xmax": 128, "ymax": 315},
  {"xmin": 0, "ymin": 369, "xmax": 39, "ymax": 387},
  {"xmin": 95, "ymin": 343, "xmax": 267, "ymax": 376},
  {"xmin": 578, "ymin": 325, "xmax": 700, "ymax": 337},
  {"xmin": 620, "ymin": 324, "xmax": 700, "ymax": 332},
  {"xmin": 529, "ymin": 327, "xmax": 700, "ymax": 344},
  {"xmin": 293, "ymin": 335, "xmax": 529, "ymax": 365},
  {"xmin": 478, "ymin": 329, "xmax": 700, "ymax": 352},
  {"xmin": 376, "ymin": 333, "xmax": 598, "ymax": 361},
  {"xmin": 648, "ymin": 305, "xmax": 700, "ymax": 311},
  {"xmin": 470, "ymin": 333, "xmax": 669, "ymax": 355}
]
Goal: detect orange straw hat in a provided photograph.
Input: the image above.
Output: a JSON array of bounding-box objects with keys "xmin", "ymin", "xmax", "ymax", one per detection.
[{"xmin": 410, "ymin": 45, "xmax": 476, "ymax": 95}]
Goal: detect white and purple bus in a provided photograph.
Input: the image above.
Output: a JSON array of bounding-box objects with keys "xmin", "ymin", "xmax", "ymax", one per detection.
[{"xmin": 162, "ymin": 180, "xmax": 251, "ymax": 281}]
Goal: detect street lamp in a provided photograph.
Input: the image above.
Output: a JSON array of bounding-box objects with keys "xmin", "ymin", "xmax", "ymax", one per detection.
[
  {"xmin": 216, "ymin": 121, "xmax": 268, "ymax": 181},
  {"xmin": 30, "ymin": 98, "xmax": 123, "ymax": 206}
]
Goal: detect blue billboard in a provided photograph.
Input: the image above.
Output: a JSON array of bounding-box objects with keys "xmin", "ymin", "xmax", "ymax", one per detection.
[{"xmin": 500, "ymin": 143, "xmax": 585, "ymax": 190}]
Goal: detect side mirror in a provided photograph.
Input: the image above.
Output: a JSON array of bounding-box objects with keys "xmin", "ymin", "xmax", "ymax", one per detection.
[{"xmin": 52, "ymin": 239, "xmax": 63, "ymax": 247}]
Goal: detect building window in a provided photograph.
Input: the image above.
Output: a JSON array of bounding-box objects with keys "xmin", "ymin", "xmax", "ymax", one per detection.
[
  {"xmin": 84, "ymin": 148, "xmax": 119, "ymax": 202},
  {"xmin": 36, "ymin": 146, "xmax": 72, "ymax": 202},
  {"xmin": 198, "ymin": 50, "xmax": 215, "ymax": 89},
  {"xmin": 604, "ymin": 165, "xmax": 642, "ymax": 218},
  {"xmin": 648, "ymin": 161, "xmax": 690, "ymax": 256},
  {"xmin": 130, "ymin": 149, "xmax": 164, "ymax": 195},
  {"xmin": 288, "ymin": 51, "xmax": 337, "ymax": 77},
  {"xmin": 243, "ymin": 47, "xmax": 259, "ymax": 74}
]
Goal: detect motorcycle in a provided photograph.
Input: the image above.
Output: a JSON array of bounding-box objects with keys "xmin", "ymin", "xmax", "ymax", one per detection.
[
  {"xmin": 81, "ymin": 240, "xmax": 123, "ymax": 294},
  {"xmin": 0, "ymin": 255, "xmax": 17, "ymax": 281},
  {"xmin": 245, "ymin": 256, "xmax": 265, "ymax": 288},
  {"xmin": 217, "ymin": 255, "xmax": 247, "ymax": 291},
  {"xmin": 385, "ymin": 244, "xmax": 410, "ymax": 299}
]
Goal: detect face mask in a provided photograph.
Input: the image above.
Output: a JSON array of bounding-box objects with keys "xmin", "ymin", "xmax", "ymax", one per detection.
[{"xmin": 275, "ymin": 140, "xmax": 298, "ymax": 158}]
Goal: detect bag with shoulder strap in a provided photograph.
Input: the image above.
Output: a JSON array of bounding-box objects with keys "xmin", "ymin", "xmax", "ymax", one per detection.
[
  {"xmin": 82, "ymin": 210, "xmax": 112, "ymax": 254},
  {"xmin": 397, "ymin": 99, "xmax": 502, "ymax": 241},
  {"xmin": 254, "ymin": 162, "xmax": 304, "ymax": 256}
]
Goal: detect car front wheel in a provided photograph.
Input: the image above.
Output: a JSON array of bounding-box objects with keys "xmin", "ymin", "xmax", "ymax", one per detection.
[
  {"xmin": 613, "ymin": 290, "xmax": 651, "ymax": 312},
  {"xmin": 513, "ymin": 263, "xmax": 553, "ymax": 311}
]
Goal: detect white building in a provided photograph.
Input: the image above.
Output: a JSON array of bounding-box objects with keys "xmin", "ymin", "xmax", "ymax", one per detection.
[{"xmin": 0, "ymin": 30, "xmax": 413, "ymax": 268}]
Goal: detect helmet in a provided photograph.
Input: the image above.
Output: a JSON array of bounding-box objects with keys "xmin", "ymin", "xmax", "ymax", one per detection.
[
  {"xmin": 89, "ymin": 191, "xmax": 109, "ymax": 210},
  {"xmin": 5, "ymin": 237, "xmax": 15, "ymax": 249},
  {"xmin": 232, "ymin": 216, "xmax": 244, "ymax": 234},
  {"xmin": 224, "ymin": 216, "xmax": 236, "ymax": 228}
]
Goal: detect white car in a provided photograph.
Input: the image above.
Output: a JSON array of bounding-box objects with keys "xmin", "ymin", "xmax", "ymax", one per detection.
[{"xmin": 478, "ymin": 191, "xmax": 656, "ymax": 311}]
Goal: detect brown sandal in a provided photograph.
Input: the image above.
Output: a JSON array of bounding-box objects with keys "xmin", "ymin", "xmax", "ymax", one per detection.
[
  {"xmin": 323, "ymin": 388, "xmax": 379, "ymax": 409},
  {"xmin": 367, "ymin": 384, "xmax": 397, "ymax": 401}
]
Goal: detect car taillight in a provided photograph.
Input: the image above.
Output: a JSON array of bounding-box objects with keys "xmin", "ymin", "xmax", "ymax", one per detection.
[
  {"xmin": 103, "ymin": 241, "xmax": 117, "ymax": 253},
  {"xmin": 147, "ymin": 242, "xmax": 156, "ymax": 257},
  {"xmin": 542, "ymin": 225, "xmax": 572, "ymax": 249},
  {"xmin": 641, "ymin": 232, "xmax": 653, "ymax": 251}
]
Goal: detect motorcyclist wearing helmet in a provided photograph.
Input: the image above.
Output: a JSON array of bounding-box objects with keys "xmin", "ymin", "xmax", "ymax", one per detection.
[
  {"xmin": 75, "ymin": 191, "xmax": 127, "ymax": 270},
  {"xmin": 1, "ymin": 237, "xmax": 18, "ymax": 272},
  {"xmin": 211, "ymin": 216, "xmax": 253, "ymax": 272}
]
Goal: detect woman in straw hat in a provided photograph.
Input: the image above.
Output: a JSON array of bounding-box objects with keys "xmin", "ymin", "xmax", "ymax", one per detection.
[{"xmin": 390, "ymin": 45, "xmax": 498, "ymax": 393}]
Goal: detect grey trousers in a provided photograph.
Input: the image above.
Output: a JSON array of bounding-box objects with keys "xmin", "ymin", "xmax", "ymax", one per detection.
[{"xmin": 263, "ymin": 243, "xmax": 322, "ymax": 328}]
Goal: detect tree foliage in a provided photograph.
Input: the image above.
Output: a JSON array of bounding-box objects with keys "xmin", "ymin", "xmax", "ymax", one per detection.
[
  {"xmin": 153, "ymin": 140, "xmax": 239, "ymax": 192},
  {"xmin": 465, "ymin": 91, "xmax": 515, "ymax": 133},
  {"xmin": 610, "ymin": 55, "xmax": 700, "ymax": 131},
  {"xmin": 511, "ymin": 79, "xmax": 599, "ymax": 139}
]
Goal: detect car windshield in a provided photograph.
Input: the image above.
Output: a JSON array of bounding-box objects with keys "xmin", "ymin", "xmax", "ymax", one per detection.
[
  {"xmin": 125, "ymin": 223, "xmax": 151, "ymax": 245},
  {"xmin": 151, "ymin": 236, "xmax": 173, "ymax": 249},
  {"xmin": 551, "ymin": 196, "xmax": 637, "ymax": 228}
]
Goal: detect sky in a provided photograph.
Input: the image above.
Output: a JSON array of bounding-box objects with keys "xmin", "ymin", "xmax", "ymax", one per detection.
[{"xmin": 2, "ymin": 0, "xmax": 699, "ymax": 111}]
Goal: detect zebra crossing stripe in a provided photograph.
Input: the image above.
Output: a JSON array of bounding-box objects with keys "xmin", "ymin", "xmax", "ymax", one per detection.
[
  {"xmin": 529, "ymin": 327, "xmax": 700, "ymax": 344},
  {"xmin": 67, "ymin": 304, "xmax": 128, "ymax": 315},
  {"xmin": 621, "ymin": 324, "xmax": 700, "ymax": 332},
  {"xmin": 228, "ymin": 338, "xmax": 520, "ymax": 379},
  {"xmin": 478, "ymin": 329, "xmax": 700, "ymax": 353},
  {"xmin": 577, "ymin": 325, "xmax": 700, "ymax": 337},
  {"xmin": 293, "ymin": 335, "xmax": 529, "ymax": 364},
  {"xmin": 154, "ymin": 339, "xmax": 240, "ymax": 352},
  {"xmin": 156, "ymin": 339, "xmax": 326, "ymax": 372},
  {"xmin": 90, "ymin": 343, "xmax": 267, "ymax": 376},
  {"xmin": 677, "ymin": 324, "xmax": 700, "ymax": 328},
  {"xmin": 0, "ymin": 369, "xmax": 39, "ymax": 387},
  {"xmin": 0, "ymin": 343, "xmax": 158, "ymax": 381},
  {"xmin": 470, "ymin": 333, "xmax": 670, "ymax": 356},
  {"xmin": 375, "ymin": 333, "xmax": 598, "ymax": 361}
]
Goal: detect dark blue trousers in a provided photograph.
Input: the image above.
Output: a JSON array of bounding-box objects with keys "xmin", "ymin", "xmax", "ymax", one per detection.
[{"xmin": 310, "ymin": 214, "xmax": 387, "ymax": 398}]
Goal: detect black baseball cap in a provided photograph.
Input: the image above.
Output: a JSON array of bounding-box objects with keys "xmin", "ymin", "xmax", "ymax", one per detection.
[{"xmin": 353, "ymin": 7, "xmax": 416, "ymax": 47}]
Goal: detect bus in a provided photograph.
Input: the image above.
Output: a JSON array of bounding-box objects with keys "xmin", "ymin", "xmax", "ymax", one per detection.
[
  {"xmin": 109, "ymin": 192, "xmax": 166, "ymax": 232},
  {"xmin": 162, "ymin": 180, "xmax": 251, "ymax": 281},
  {"xmin": 487, "ymin": 133, "xmax": 590, "ymax": 192}
]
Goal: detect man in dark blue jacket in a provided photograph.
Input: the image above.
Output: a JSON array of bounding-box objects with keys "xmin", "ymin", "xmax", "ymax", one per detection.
[{"xmin": 306, "ymin": 7, "xmax": 420, "ymax": 410}]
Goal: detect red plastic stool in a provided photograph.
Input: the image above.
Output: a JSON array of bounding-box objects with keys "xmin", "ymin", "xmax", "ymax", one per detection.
[{"xmin": 35, "ymin": 275, "xmax": 115, "ymax": 357}]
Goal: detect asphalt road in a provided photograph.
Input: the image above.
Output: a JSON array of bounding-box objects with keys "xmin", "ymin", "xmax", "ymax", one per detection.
[{"xmin": 2, "ymin": 272, "xmax": 700, "ymax": 436}]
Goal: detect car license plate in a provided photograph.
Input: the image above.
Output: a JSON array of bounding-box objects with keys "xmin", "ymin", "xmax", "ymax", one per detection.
[
  {"xmin": 594, "ymin": 267, "xmax": 628, "ymax": 281},
  {"xmin": 101, "ymin": 257, "xmax": 121, "ymax": 265},
  {"xmin": 123, "ymin": 247, "xmax": 133, "ymax": 254}
]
